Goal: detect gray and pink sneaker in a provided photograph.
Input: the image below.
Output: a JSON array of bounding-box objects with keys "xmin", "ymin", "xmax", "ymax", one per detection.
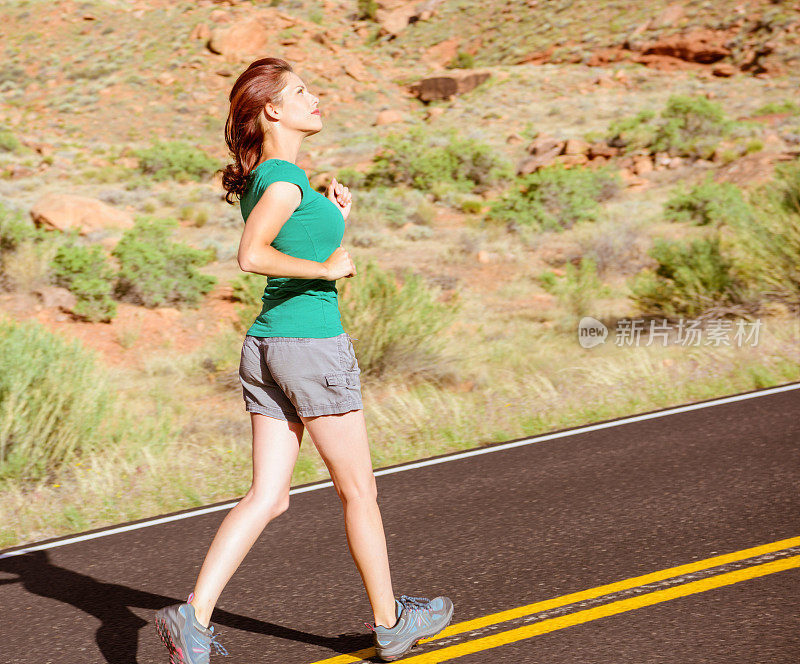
[
  {"xmin": 365, "ymin": 594, "xmax": 455, "ymax": 661},
  {"xmin": 154, "ymin": 593, "xmax": 229, "ymax": 664}
]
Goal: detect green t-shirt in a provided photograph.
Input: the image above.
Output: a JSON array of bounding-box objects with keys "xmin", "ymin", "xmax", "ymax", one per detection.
[{"xmin": 240, "ymin": 158, "xmax": 345, "ymax": 338}]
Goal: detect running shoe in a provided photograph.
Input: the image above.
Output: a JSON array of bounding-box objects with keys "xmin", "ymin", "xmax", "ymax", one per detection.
[
  {"xmin": 154, "ymin": 593, "xmax": 229, "ymax": 664},
  {"xmin": 364, "ymin": 594, "xmax": 454, "ymax": 661}
]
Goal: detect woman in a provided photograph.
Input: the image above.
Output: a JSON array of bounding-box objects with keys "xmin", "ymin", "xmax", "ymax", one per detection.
[{"xmin": 153, "ymin": 57, "xmax": 454, "ymax": 663}]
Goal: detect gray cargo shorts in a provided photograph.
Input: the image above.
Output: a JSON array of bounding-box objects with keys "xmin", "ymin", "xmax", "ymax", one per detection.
[{"xmin": 238, "ymin": 332, "xmax": 362, "ymax": 423}]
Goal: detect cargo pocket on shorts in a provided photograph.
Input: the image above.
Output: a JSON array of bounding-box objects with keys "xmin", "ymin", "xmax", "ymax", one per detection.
[{"xmin": 324, "ymin": 370, "xmax": 360, "ymax": 387}]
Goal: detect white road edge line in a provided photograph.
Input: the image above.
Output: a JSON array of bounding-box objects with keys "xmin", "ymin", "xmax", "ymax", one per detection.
[{"xmin": 2, "ymin": 382, "xmax": 798, "ymax": 559}]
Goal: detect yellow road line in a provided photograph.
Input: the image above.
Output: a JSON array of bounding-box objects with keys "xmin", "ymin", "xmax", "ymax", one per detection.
[
  {"xmin": 308, "ymin": 536, "xmax": 800, "ymax": 664},
  {"xmin": 392, "ymin": 554, "xmax": 800, "ymax": 662}
]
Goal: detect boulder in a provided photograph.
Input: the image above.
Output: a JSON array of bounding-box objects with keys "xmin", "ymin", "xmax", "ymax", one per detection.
[
  {"xmin": 518, "ymin": 145, "xmax": 561, "ymax": 175},
  {"xmin": 374, "ymin": 109, "xmax": 404, "ymax": 125},
  {"xmin": 554, "ymin": 154, "xmax": 589, "ymax": 167},
  {"xmin": 637, "ymin": 28, "xmax": 731, "ymax": 64},
  {"xmin": 526, "ymin": 134, "xmax": 564, "ymax": 156},
  {"xmin": 207, "ymin": 18, "xmax": 269, "ymax": 59},
  {"xmin": 30, "ymin": 194, "xmax": 134, "ymax": 235},
  {"xmin": 408, "ymin": 70, "xmax": 491, "ymax": 102},
  {"xmin": 563, "ymin": 138, "xmax": 590, "ymax": 155},
  {"xmin": 375, "ymin": 0, "xmax": 445, "ymax": 37},
  {"xmin": 33, "ymin": 286, "xmax": 77, "ymax": 311}
]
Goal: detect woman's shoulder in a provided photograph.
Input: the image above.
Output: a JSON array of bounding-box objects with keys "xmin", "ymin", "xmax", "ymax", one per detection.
[
  {"xmin": 247, "ymin": 159, "xmax": 310, "ymax": 201},
  {"xmin": 252, "ymin": 159, "xmax": 308, "ymax": 181}
]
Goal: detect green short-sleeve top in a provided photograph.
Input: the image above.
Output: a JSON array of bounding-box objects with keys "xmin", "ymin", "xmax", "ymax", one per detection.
[{"xmin": 240, "ymin": 158, "xmax": 345, "ymax": 338}]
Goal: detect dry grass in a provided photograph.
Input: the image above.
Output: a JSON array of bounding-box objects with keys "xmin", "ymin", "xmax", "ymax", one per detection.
[{"xmin": 1, "ymin": 305, "xmax": 797, "ymax": 549}]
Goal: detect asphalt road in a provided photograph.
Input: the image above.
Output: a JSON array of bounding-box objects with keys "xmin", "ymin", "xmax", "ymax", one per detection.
[{"xmin": 1, "ymin": 383, "xmax": 798, "ymax": 664}]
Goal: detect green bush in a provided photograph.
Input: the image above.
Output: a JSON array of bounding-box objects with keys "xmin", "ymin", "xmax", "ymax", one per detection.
[
  {"xmin": 337, "ymin": 259, "xmax": 461, "ymax": 383},
  {"xmin": 356, "ymin": 0, "xmax": 378, "ymax": 20},
  {"xmin": 537, "ymin": 256, "xmax": 610, "ymax": 330},
  {"xmin": 0, "ymin": 202, "xmax": 57, "ymax": 291},
  {"xmin": 606, "ymin": 109, "xmax": 657, "ymax": 154},
  {"xmin": 230, "ymin": 272, "xmax": 267, "ymax": 333},
  {"xmin": 753, "ymin": 100, "xmax": 800, "ymax": 116},
  {"xmin": 768, "ymin": 157, "xmax": 800, "ymax": 213},
  {"xmin": 448, "ymin": 51, "xmax": 475, "ymax": 69},
  {"xmin": 629, "ymin": 235, "xmax": 747, "ymax": 318},
  {"xmin": 51, "ymin": 241, "xmax": 118, "ymax": 322},
  {"xmin": 0, "ymin": 318, "xmax": 123, "ymax": 483},
  {"xmin": 0, "ymin": 201, "xmax": 48, "ymax": 253},
  {"xmin": 486, "ymin": 163, "xmax": 621, "ymax": 231},
  {"xmin": 608, "ymin": 95, "xmax": 737, "ymax": 159},
  {"xmin": 365, "ymin": 126, "xmax": 512, "ymax": 194},
  {"xmin": 134, "ymin": 140, "xmax": 220, "ymax": 182},
  {"xmin": 0, "ymin": 128, "xmax": 20, "ymax": 153},
  {"xmin": 112, "ymin": 216, "xmax": 217, "ymax": 308},
  {"xmin": 731, "ymin": 158, "xmax": 800, "ymax": 310},
  {"xmin": 663, "ymin": 174, "xmax": 753, "ymax": 227},
  {"xmin": 334, "ymin": 166, "xmax": 367, "ymax": 191}
]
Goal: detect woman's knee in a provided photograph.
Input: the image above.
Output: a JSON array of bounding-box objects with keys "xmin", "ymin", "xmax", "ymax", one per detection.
[
  {"xmin": 338, "ymin": 477, "xmax": 378, "ymax": 505},
  {"xmin": 243, "ymin": 489, "xmax": 290, "ymax": 518}
]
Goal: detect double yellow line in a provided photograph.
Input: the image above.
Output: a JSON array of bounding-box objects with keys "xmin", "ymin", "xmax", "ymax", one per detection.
[{"xmin": 309, "ymin": 535, "xmax": 800, "ymax": 663}]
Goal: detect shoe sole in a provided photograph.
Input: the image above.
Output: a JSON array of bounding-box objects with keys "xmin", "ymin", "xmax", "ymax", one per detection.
[
  {"xmin": 376, "ymin": 603, "xmax": 455, "ymax": 662},
  {"xmin": 154, "ymin": 614, "xmax": 186, "ymax": 664}
]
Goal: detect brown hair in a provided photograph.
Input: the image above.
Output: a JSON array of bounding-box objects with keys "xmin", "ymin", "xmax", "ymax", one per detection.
[{"xmin": 218, "ymin": 57, "xmax": 294, "ymax": 205}]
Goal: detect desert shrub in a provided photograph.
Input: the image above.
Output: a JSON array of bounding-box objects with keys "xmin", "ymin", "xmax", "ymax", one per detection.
[
  {"xmin": 365, "ymin": 126, "xmax": 512, "ymax": 194},
  {"xmin": 337, "ymin": 258, "xmax": 461, "ymax": 383},
  {"xmin": 663, "ymin": 174, "xmax": 753, "ymax": 227},
  {"xmin": 448, "ymin": 51, "xmax": 474, "ymax": 69},
  {"xmin": 606, "ymin": 109, "xmax": 658, "ymax": 153},
  {"xmin": 51, "ymin": 241, "xmax": 117, "ymax": 322},
  {"xmin": 334, "ymin": 166, "xmax": 367, "ymax": 191},
  {"xmin": 230, "ymin": 272, "xmax": 268, "ymax": 333},
  {"xmin": 766, "ymin": 157, "xmax": 800, "ymax": 212},
  {"xmin": 731, "ymin": 158, "xmax": 800, "ymax": 310},
  {"xmin": 0, "ymin": 201, "xmax": 57, "ymax": 291},
  {"xmin": 629, "ymin": 235, "xmax": 749, "ymax": 318},
  {"xmin": 356, "ymin": 0, "xmax": 378, "ymax": 20},
  {"xmin": 0, "ymin": 201, "xmax": 48, "ymax": 253},
  {"xmin": 0, "ymin": 128, "xmax": 20, "ymax": 153},
  {"xmin": 134, "ymin": 140, "xmax": 220, "ymax": 182},
  {"xmin": 608, "ymin": 94, "xmax": 738, "ymax": 159},
  {"xmin": 575, "ymin": 217, "xmax": 648, "ymax": 277},
  {"xmin": 0, "ymin": 318, "xmax": 123, "ymax": 483},
  {"xmin": 753, "ymin": 100, "xmax": 800, "ymax": 116},
  {"xmin": 351, "ymin": 188, "xmax": 417, "ymax": 229},
  {"xmin": 112, "ymin": 216, "xmax": 217, "ymax": 308},
  {"xmin": 537, "ymin": 256, "xmax": 610, "ymax": 330},
  {"xmin": 486, "ymin": 163, "xmax": 621, "ymax": 231},
  {"xmin": 652, "ymin": 95, "xmax": 735, "ymax": 159}
]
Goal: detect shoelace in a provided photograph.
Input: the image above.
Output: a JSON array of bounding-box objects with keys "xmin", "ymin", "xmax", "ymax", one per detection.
[
  {"xmin": 208, "ymin": 626, "xmax": 229, "ymax": 656},
  {"xmin": 398, "ymin": 594, "xmax": 434, "ymax": 612},
  {"xmin": 363, "ymin": 594, "xmax": 435, "ymax": 632}
]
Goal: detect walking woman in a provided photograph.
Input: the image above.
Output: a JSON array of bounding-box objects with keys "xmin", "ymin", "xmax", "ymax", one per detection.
[{"xmin": 153, "ymin": 57, "xmax": 454, "ymax": 663}]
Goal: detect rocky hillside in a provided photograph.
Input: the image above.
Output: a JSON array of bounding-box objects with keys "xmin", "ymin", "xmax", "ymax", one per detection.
[{"xmin": 0, "ymin": 0, "xmax": 798, "ymax": 369}]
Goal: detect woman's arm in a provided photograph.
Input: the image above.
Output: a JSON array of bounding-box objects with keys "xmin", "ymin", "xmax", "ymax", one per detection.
[{"xmin": 238, "ymin": 181, "xmax": 329, "ymax": 280}]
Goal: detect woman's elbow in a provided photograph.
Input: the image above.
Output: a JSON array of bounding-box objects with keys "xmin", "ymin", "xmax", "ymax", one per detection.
[{"xmin": 237, "ymin": 252, "xmax": 253, "ymax": 272}]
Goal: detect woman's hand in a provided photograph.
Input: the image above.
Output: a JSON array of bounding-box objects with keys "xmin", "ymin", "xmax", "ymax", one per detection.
[
  {"xmin": 326, "ymin": 177, "xmax": 352, "ymax": 221},
  {"xmin": 322, "ymin": 246, "xmax": 356, "ymax": 280}
]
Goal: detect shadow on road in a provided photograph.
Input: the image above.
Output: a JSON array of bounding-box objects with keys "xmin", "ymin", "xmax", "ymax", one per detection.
[{"xmin": 1, "ymin": 550, "xmax": 373, "ymax": 663}]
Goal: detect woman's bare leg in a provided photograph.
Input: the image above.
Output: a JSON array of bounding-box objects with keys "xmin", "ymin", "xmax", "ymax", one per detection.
[
  {"xmin": 189, "ymin": 412, "xmax": 304, "ymax": 628},
  {"xmin": 299, "ymin": 408, "xmax": 397, "ymax": 628}
]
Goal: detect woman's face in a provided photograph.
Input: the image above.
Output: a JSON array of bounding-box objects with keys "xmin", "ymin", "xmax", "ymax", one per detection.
[{"xmin": 270, "ymin": 72, "xmax": 321, "ymax": 133}]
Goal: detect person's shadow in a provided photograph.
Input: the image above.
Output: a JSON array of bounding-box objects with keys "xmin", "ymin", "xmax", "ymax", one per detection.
[{"xmin": 0, "ymin": 550, "xmax": 377, "ymax": 663}]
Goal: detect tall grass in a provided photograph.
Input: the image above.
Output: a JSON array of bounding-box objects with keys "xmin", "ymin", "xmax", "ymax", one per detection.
[
  {"xmin": 734, "ymin": 159, "xmax": 800, "ymax": 311},
  {"xmin": 338, "ymin": 259, "xmax": 463, "ymax": 384},
  {"xmin": 0, "ymin": 317, "xmax": 126, "ymax": 484}
]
